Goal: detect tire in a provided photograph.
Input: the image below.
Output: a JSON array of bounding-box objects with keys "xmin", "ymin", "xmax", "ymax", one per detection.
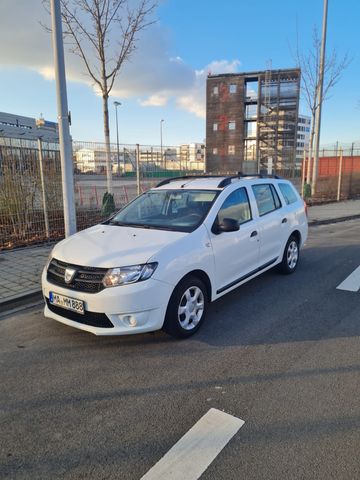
[
  {"xmin": 163, "ymin": 276, "xmax": 208, "ymax": 338},
  {"xmin": 278, "ymin": 235, "xmax": 300, "ymax": 274}
]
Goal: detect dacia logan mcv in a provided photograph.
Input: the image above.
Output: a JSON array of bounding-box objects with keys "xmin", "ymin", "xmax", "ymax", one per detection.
[{"xmin": 42, "ymin": 175, "xmax": 308, "ymax": 338}]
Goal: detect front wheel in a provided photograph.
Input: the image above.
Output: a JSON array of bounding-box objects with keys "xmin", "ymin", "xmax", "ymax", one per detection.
[
  {"xmin": 278, "ymin": 235, "xmax": 300, "ymax": 274},
  {"xmin": 163, "ymin": 276, "xmax": 208, "ymax": 338}
]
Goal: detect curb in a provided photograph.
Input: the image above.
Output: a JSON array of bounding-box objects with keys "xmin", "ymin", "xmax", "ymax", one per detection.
[
  {"xmin": 0, "ymin": 291, "xmax": 43, "ymax": 316},
  {"xmin": 309, "ymin": 213, "xmax": 360, "ymax": 227}
]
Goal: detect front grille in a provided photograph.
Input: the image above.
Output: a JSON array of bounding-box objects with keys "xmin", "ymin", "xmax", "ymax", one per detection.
[
  {"xmin": 47, "ymin": 258, "xmax": 107, "ymax": 293},
  {"xmin": 46, "ymin": 299, "xmax": 114, "ymax": 328}
]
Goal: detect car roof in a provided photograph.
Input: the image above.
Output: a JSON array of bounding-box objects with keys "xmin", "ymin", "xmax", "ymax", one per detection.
[{"xmin": 154, "ymin": 175, "xmax": 287, "ymax": 191}]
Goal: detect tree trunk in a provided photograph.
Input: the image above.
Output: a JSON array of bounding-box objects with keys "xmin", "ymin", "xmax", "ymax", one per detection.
[
  {"xmin": 306, "ymin": 112, "xmax": 316, "ymax": 184},
  {"xmin": 102, "ymin": 93, "xmax": 113, "ymax": 194}
]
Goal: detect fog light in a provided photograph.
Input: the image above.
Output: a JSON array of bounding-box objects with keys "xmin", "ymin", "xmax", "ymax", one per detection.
[{"xmin": 122, "ymin": 315, "xmax": 137, "ymax": 327}]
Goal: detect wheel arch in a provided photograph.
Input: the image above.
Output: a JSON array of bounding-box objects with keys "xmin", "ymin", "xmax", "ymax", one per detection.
[
  {"xmin": 290, "ymin": 229, "xmax": 302, "ymax": 246},
  {"xmin": 178, "ymin": 270, "xmax": 213, "ymax": 302}
]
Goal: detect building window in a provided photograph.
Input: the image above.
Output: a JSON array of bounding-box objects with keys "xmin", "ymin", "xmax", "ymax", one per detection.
[
  {"xmin": 245, "ymin": 80, "xmax": 258, "ymax": 100},
  {"xmin": 229, "ymin": 84, "xmax": 237, "ymax": 94},
  {"xmin": 229, "ymin": 121, "xmax": 236, "ymax": 131},
  {"xmin": 213, "ymin": 123, "xmax": 218, "ymax": 131},
  {"xmin": 213, "ymin": 86, "xmax": 219, "ymax": 95},
  {"xmin": 245, "ymin": 104, "xmax": 257, "ymax": 119},
  {"xmin": 228, "ymin": 145, "xmax": 235, "ymax": 155},
  {"xmin": 213, "ymin": 147, "xmax": 218, "ymax": 155},
  {"xmin": 245, "ymin": 121, "xmax": 257, "ymax": 138},
  {"xmin": 244, "ymin": 139, "xmax": 256, "ymax": 161}
]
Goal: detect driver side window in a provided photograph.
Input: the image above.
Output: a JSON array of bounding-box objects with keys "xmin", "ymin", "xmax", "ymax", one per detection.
[{"xmin": 217, "ymin": 188, "xmax": 252, "ymax": 225}]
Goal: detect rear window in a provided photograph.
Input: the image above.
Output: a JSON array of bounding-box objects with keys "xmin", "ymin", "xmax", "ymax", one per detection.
[
  {"xmin": 278, "ymin": 183, "xmax": 299, "ymax": 205},
  {"xmin": 252, "ymin": 184, "xmax": 282, "ymax": 216}
]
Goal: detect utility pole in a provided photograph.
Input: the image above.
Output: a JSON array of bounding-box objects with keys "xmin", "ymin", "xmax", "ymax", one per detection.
[
  {"xmin": 114, "ymin": 101, "xmax": 121, "ymax": 175},
  {"xmin": 50, "ymin": 0, "xmax": 76, "ymax": 236},
  {"xmin": 312, "ymin": 0, "xmax": 328, "ymax": 195}
]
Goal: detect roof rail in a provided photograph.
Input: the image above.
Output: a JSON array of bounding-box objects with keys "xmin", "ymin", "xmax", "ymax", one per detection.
[
  {"xmin": 155, "ymin": 173, "xmax": 283, "ymax": 189},
  {"xmin": 217, "ymin": 175, "xmax": 241, "ymax": 188},
  {"xmin": 238, "ymin": 172, "xmax": 283, "ymax": 179},
  {"xmin": 156, "ymin": 175, "xmax": 225, "ymax": 188}
]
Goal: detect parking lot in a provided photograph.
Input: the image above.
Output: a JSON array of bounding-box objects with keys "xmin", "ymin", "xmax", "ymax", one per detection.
[{"xmin": 1, "ymin": 219, "xmax": 360, "ymax": 479}]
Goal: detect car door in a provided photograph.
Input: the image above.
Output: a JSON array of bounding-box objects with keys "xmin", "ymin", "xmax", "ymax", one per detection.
[
  {"xmin": 209, "ymin": 187, "xmax": 260, "ymax": 294},
  {"xmin": 251, "ymin": 183, "xmax": 288, "ymax": 266}
]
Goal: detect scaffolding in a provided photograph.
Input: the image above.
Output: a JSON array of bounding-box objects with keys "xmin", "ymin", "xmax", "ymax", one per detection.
[{"xmin": 258, "ymin": 70, "xmax": 300, "ymax": 175}]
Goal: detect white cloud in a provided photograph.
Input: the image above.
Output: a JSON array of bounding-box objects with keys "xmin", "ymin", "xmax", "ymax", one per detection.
[
  {"xmin": 0, "ymin": 0, "xmax": 240, "ymax": 118},
  {"xmin": 138, "ymin": 94, "xmax": 169, "ymax": 107}
]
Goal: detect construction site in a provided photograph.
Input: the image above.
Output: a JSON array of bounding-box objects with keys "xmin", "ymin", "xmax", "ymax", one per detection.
[{"xmin": 206, "ymin": 68, "xmax": 301, "ymax": 175}]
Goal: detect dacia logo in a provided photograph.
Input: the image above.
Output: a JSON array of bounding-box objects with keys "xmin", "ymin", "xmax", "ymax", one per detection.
[{"xmin": 64, "ymin": 268, "xmax": 77, "ymax": 284}]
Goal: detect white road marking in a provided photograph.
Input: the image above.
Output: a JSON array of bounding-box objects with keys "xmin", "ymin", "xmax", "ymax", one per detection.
[
  {"xmin": 336, "ymin": 266, "xmax": 360, "ymax": 292},
  {"xmin": 140, "ymin": 408, "xmax": 244, "ymax": 480}
]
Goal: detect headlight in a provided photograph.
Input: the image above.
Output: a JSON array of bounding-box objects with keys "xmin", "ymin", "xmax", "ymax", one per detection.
[{"xmin": 102, "ymin": 262, "xmax": 158, "ymax": 287}]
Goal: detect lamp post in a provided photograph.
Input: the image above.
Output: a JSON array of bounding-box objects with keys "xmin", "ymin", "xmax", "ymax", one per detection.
[
  {"xmin": 50, "ymin": 0, "xmax": 76, "ymax": 236},
  {"xmin": 160, "ymin": 119, "xmax": 164, "ymax": 169},
  {"xmin": 312, "ymin": 0, "xmax": 328, "ymax": 195},
  {"xmin": 114, "ymin": 101, "xmax": 121, "ymax": 175}
]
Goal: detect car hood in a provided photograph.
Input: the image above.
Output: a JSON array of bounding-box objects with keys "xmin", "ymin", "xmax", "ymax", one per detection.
[{"xmin": 51, "ymin": 224, "xmax": 187, "ymax": 268}]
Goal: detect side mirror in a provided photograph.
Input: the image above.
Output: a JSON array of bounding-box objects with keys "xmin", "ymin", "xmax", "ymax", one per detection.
[{"xmin": 216, "ymin": 217, "xmax": 240, "ymax": 233}]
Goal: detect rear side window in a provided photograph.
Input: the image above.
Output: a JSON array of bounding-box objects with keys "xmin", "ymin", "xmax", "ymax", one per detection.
[
  {"xmin": 278, "ymin": 183, "xmax": 299, "ymax": 205},
  {"xmin": 217, "ymin": 187, "xmax": 252, "ymax": 225},
  {"xmin": 252, "ymin": 184, "xmax": 282, "ymax": 216}
]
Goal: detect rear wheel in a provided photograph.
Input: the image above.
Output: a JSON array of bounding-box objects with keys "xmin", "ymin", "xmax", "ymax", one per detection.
[
  {"xmin": 163, "ymin": 276, "xmax": 208, "ymax": 338},
  {"xmin": 278, "ymin": 235, "xmax": 300, "ymax": 274}
]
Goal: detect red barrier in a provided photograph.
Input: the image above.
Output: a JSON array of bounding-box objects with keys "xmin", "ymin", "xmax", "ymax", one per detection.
[{"xmin": 303, "ymin": 156, "xmax": 360, "ymax": 178}]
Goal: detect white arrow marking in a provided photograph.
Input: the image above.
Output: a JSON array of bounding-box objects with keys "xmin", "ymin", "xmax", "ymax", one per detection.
[
  {"xmin": 337, "ymin": 266, "xmax": 360, "ymax": 292},
  {"xmin": 140, "ymin": 408, "xmax": 244, "ymax": 480}
]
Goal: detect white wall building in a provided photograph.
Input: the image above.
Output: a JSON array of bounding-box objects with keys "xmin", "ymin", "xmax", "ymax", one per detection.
[
  {"xmin": 75, "ymin": 148, "xmax": 122, "ymax": 173},
  {"xmin": 0, "ymin": 112, "xmax": 59, "ymax": 143},
  {"xmin": 176, "ymin": 143, "xmax": 205, "ymax": 169},
  {"xmin": 296, "ymin": 114, "xmax": 311, "ymax": 167}
]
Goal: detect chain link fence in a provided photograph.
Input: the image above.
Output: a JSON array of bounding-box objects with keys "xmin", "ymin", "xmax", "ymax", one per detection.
[
  {"xmin": 303, "ymin": 142, "xmax": 360, "ymax": 202},
  {"xmin": 1, "ymin": 136, "xmax": 359, "ymax": 250},
  {"xmin": 0, "ymin": 137, "xmax": 205, "ymax": 250}
]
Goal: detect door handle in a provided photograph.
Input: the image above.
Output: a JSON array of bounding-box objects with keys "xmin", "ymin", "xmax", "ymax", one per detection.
[
  {"xmin": 250, "ymin": 230, "xmax": 258, "ymax": 237},
  {"xmin": 282, "ymin": 218, "xmax": 288, "ymax": 224}
]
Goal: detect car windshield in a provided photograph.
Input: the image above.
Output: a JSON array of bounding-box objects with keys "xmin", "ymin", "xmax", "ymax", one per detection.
[{"xmin": 107, "ymin": 189, "xmax": 219, "ymax": 232}]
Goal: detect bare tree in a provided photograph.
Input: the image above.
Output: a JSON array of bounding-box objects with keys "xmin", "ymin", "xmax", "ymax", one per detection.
[
  {"xmin": 44, "ymin": 0, "xmax": 156, "ymax": 193},
  {"xmin": 294, "ymin": 26, "xmax": 351, "ymax": 185}
]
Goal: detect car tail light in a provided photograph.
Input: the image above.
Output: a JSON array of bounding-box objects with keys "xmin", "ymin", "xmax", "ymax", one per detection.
[{"xmin": 303, "ymin": 200, "xmax": 308, "ymax": 217}]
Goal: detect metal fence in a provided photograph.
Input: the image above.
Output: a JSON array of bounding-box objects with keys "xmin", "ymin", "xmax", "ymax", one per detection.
[
  {"xmin": 0, "ymin": 137, "xmax": 205, "ymax": 250},
  {"xmin": 1, "ymin": 136, "xmax": 360, "ymax": 250},
  {"xmin": 303, "ymin": 143, "xmax": 360, "ymax": 202}
]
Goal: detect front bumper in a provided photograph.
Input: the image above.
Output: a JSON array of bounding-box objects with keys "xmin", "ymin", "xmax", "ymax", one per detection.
[{"xmin": 42, "ymin": 269, "xmax": 173, "ymax": 335}]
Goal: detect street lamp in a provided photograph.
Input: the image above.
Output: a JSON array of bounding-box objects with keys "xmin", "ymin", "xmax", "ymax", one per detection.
[
  {"xmin": 160, "ymin": 119, "xmax": 164, "ymax": 169},
  {"xmin": 114, "ymin": 101, "xmax": 121, "ymax": 175}
]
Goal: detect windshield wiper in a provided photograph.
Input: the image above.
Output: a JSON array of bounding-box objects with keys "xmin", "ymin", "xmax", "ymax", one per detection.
[{"xmin": 108, "ymin": 220, "xmax": 127, "ymax": 226}]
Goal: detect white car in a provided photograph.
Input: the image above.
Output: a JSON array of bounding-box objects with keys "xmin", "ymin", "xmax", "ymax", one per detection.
[{"xmin": 42, "ymin": 174, "xmax": 308, "ymax": 338}]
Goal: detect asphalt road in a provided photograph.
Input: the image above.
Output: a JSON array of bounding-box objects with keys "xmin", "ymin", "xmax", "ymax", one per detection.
[{"xmin": 1, "ymin": 220, "xmax": 360, "ymax": 480}]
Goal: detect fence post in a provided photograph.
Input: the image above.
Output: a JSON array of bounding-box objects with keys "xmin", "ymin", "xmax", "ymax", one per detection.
[
  {"xmin": 38, "ymin": 138, "xmax": 50, "ymax": 239},
  {"xmin": 301, "ymin": 148, "xmax": 306, "ymax": 199},
  {"xmin": 136, "ymin": 143, "xmax": 140, "ymax": 195},
  {"xmin": 337, "ymin": 147, "xmax": 343, "ymax": 202}
]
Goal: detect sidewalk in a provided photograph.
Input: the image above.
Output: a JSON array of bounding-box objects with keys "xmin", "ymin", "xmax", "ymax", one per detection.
[
  {"xmin": 0, "ymin": 199, "xmax": 359, "ymax": 307},
  {"xmin": 307, "ymin": 199, "xmax": 360, "ymax": 225}
]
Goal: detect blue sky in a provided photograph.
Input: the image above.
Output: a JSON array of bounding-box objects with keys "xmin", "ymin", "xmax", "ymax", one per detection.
[{"xmin": 0, "ymin": 0, "xmax": 359, "ymax": 146}]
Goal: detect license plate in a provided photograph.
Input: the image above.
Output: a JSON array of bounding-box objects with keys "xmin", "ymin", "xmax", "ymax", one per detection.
[{"xmin": 49, "ymin": 292, "xmax": 84, "ymax": 315}]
